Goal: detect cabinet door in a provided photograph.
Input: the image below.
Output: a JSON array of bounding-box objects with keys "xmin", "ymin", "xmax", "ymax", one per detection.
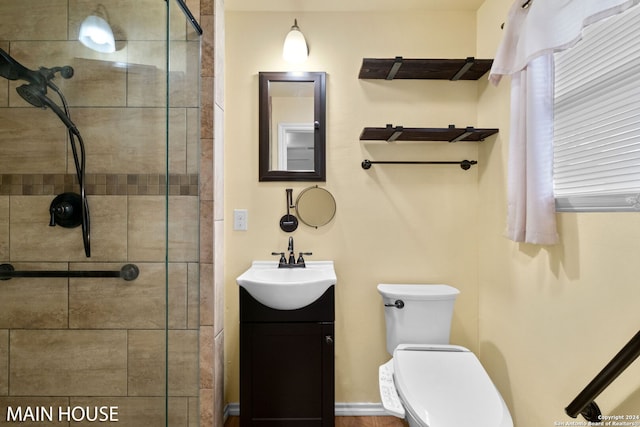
[{"xmin": 241, "ymin": 322, "xmax": 334, "ymax": 427}]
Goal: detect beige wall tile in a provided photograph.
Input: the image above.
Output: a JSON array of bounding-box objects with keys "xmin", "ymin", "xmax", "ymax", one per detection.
[
  {"xmin": 88, "ymin": 196, "xmax": 128, "ymax": 260},
  {"xmin": 128, "ymin": 196, "xmax": 165, "ymax": 261},
  {"xmin": 187, "ymin": 108, "xmax": 200, "ymax": 174},
  {"xmin": 126, "ymin": 40, "xmax": 198, "ymax": 109},
  {"xmin": 10, "ymin": 196, "xmax": 127, "ymax": 262},
  {"xmin": 0, "ymin": 0, "xmax": 67, "ymax": 41},
  {"xmin": 199, "ymin": 201, "xmax": 213, "ymax": 262},
  {"xmin": 10, "ymin": 330, "xmax": 127, "ymax": 396},
  {"xmin": 199, "ymin": 388, "xmax": 214, "ymax": 427},
  {"xmin": 169, "ymin": 109, "xmax": 190, "ymax": 175},
  {"xmin": 126, "ymin": 41, "xmax": 166, "ymax": 108},
  {"xmin": 0, "ymin": 111, "xmax": 67, "ymax": 174},
  {"xmin": 0, "ymin": 263, "xmax": 68, "ymax": 329},
  {"xmin": 10, "ymin": 196, "xmax": 84, "ymax": 261},
  {"xmin": 0, "ymin": 330, "xmax": 7, "ymax": 395},
  {"xmin": 0, "ymin": 42, "xmax": 8, "ymax": 107},
  {"xmin": 187, "ymin": 262, "xmax": 200, "ymax": 329},
  {"xmin": 200, "ymin": 137, "xmax": 214, "ymax": 198},
  {"xmin": 169, "ymin": 262, "xmax": 189, "ymax": 329},
  {"xmin": 127, "ymin": 330, "xmax": 165, "ymax": 396},
  {"xmin": 200, "ymin": 15, "xmax": 214, "ymax": 78},
  {"xmin": 199, "ymin": 263, "xmax": 214, "ymax": 327},
  {"xmin": 0, "ymin": 197, "xmax": 8, "ymax": 259},
  {"xmin": 168, "ymin": 330, "xmax": 199, "ymax": 397},
  {"xmin": 199, "ymin": 326, "xmax": 214, "ymax": 389},
  {"xmin": 213, "ymin": 330, "xmax": 224, "ymax": 427},
  {"xmin": 169, "ymin": 196, "xmax": 199, "ymax": 262},
  {"xmin": 214, "ymin": 0, "xmax": 225, "ymax": 110},
  {"xmin": 128, "ymin": 330, "xmax": 199, "ymax": 398},
  {"xmin": 69, "ymin": 263, "xmax": 166, "ymax": 329},
  {"xmin": 169, "ymin": 397, "xmax": 190, "ymax": 427},
  {"xmin": 188, "ymin": 396, "xmax": 199, "ymax": 427},
  {"xmin": 72, "ymin": 108, "xmax": 186, "ymax": 175}
]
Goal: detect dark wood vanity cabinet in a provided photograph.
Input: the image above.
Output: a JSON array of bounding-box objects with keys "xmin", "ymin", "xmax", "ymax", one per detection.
[{"xmin": 240, "ymin": 286, "xmax": 335, "ymax": 427}]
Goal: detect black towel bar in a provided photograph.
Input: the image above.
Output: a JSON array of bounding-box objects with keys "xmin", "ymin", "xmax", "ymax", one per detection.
[
  {"xmin": 361, "ymin": 159, "xmax": 477, "ymax": 170},
  {"xmin": 0, "ymin": 263, "xmax": 140, "ymax": 281}
]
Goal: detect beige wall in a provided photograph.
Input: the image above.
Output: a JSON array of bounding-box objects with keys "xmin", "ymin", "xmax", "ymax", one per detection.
[
  {"xmin": 477, "ymin": 1, "xmax": 640, "ymax": 426},
  {"xmin": 225, "ymin": 10, "xmax": 483, "ymax": 403}
]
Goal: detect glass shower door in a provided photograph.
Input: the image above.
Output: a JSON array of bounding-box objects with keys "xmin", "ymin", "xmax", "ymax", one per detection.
[{"xmin": 0, "ymin": 1, "xmax": 201, "ymax": 426}]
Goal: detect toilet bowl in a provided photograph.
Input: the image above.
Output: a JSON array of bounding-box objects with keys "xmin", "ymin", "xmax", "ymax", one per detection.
[{"xmin": 377, "ymin": 284, "xmax": 513, "ymax": 427}]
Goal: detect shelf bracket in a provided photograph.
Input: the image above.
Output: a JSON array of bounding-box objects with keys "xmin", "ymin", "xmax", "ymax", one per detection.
[
  {"xmin": 450, "ymin": 57, "xmax": 476, "ymax": 81},
  {"xmin": 386, "ymin": 124, "xmax": 404, "ymax": 142},
  {"xmin": 450, "ymin": 126, "xmax": 476, "ymax": 142},
  {"xmin": 386, "ymin": 56, "xmax": 403, "ymax": 80}
]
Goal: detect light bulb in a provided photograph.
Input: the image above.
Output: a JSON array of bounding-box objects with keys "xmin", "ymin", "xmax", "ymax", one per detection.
[
  {"xmin": 79, "ymin": 15, "xmax": 115, "ymax": 53},
  {"xmin": 282, "ymin": 20, "xmax": 308, "ymax": 64}
]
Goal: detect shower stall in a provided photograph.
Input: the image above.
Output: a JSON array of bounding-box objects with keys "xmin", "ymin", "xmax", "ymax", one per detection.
[{"xmin": 0, "ymin": 0, "xmax": 206, "ymax": 425}]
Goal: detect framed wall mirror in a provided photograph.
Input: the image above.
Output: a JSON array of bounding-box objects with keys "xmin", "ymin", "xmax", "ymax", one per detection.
[{"xmin": 259, "ymin": 71, "xmax": 326, "ymax": 181}]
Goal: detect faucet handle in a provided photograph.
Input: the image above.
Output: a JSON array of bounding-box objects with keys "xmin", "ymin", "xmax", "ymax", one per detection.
[
  {"xmin": 297, "ymin": 252, "xmax": 312, "ymax": 265},
  {"xmin": 271, "ymin": 252, "xmax": 287, "ymax": 265}
]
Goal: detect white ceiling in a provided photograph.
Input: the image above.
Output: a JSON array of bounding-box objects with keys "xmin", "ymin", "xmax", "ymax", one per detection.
[{"xmin": 225, "ymin": 0, "xmax": 486, "ymax": 12}]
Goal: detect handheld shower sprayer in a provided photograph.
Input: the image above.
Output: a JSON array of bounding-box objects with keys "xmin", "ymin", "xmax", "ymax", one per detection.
[
  {"xmin": 0, "ymin": 48, "xmax": 79, "ymax": 134},
  {"xmin": 0, "ymin": 48, "xmax": 90, "ymax": 257}
]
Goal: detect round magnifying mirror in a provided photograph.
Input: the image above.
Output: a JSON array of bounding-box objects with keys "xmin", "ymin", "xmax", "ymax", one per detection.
[{"xmin": 295, "ymin": 186, "xmax": 336, "ymax": 228}]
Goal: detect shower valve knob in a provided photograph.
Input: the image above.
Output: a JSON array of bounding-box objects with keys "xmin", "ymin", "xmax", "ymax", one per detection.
[{"xmin": 49, "ymin": 192, "xmax": 83, "ymax": 228}]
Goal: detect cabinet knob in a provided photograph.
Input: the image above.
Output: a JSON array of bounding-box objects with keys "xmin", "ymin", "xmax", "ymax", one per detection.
[{"xmin": 325, "ymin": 335, "xmax": 334, "ymax": 345}]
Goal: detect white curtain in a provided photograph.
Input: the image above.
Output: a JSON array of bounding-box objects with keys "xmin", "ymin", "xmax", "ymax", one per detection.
[{"xmin": 489, "ymin": 0, "xmax": 640, "ymax": 245}]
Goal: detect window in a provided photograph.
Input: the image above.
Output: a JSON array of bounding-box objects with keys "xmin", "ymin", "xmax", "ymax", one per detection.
[{"xmin": 553, "ymin": 5, "xmax": 640, "ymax": 212}]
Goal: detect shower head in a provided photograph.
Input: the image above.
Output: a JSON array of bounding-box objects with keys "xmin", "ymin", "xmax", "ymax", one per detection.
[
  {"xmin": 0, "ymin": 48, "xmax": 78, "ymax": 134},
  {"xmin": 16, "ymin": 83, "xmax": 46, "ymax": 108}
]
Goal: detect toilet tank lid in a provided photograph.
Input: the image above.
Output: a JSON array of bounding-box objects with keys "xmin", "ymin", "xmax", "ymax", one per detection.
[{"xmin": 377, "ymin": 284, "xmax": 459, "ymax": 300}]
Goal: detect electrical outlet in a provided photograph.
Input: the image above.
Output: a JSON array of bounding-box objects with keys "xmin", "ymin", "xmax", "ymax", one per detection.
[{"xmin": 233, "ymin": 209, "xmax": 248, "ymax": 231}]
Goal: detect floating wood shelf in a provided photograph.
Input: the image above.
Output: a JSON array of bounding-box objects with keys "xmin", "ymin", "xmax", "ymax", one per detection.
[
  {"xmin": 360, "ymin": 124, "xmax": 499, "ymax": 143},
  {"xmin": 358, "ymin": 57, "xmax": 493, "ymax": 80}
]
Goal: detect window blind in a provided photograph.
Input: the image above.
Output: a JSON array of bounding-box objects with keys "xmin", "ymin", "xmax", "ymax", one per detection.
[{"xmin": 553, "ymin": 5, "xmax": 640, "ymax": 211}]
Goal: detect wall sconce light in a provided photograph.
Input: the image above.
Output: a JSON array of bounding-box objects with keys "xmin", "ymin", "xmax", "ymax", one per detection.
[
  {"xmin": 79, "ymin": 4, "xmax": 116, "ymax": 53},
  {"xmin": 282, "ymin": 19, "xmax": 308, "ymax": 64}
]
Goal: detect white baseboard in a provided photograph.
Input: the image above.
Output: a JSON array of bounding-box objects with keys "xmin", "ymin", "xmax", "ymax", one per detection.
[
  {"xmin": 334, "ymin": 403, "xmax": 387, "ymax": 416},
  {"xmin": 224, "ymin": 402, "xmax": 386, "ymax": 417}
]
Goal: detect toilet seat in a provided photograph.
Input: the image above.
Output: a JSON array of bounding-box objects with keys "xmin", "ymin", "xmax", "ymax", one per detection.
[{"xmin": 392, "ymin": 344, "xmax": 513, "ymax": 427}]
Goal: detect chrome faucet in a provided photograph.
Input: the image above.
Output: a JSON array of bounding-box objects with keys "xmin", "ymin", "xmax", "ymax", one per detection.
[{"xmin": 272, "ymin": 237, "xmax": 312, "ymax": 268}]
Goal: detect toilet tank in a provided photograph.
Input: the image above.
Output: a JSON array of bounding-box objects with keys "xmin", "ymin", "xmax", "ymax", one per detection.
[{"xmin": 378, "ymin": 284, "xmax": 459, "ymax": 355}]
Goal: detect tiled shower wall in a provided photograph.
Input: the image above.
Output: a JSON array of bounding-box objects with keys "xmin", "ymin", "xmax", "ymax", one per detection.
[
  {"xmin": 0, "ymin": 0, "xmax": 224, "ymax": 425},
  {"xmin": 199, "ymin": 0, "xmax": 225, "ymax": 425}
]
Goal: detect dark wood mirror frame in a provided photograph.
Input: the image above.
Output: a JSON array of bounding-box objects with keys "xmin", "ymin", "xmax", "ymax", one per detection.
[{"xmin": 259, "ymin": 71, "xmax": 327, "ymax": 181}]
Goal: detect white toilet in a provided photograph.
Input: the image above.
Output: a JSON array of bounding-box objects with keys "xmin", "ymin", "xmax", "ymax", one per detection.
[{"xmin": 377, "ymin": 284, "xmax": 513, "ymax": 427}]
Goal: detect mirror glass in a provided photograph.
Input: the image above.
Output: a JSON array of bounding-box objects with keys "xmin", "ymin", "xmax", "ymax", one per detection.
[
  {"xmin": 259, "ymin": 72, "xmax": 326, "ymax": 181},
  {"xmin": 296, "ymin": 186, "xmax": 336, "ymax": 228}
]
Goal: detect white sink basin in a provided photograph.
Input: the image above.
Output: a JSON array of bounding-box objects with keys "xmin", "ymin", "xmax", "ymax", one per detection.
[{"xmin": 236, "ymin": 260, "xmax": 336, "ymax": 310}]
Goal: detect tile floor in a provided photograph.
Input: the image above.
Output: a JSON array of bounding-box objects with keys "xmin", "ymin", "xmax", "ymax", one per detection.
[{"xmin": 224, "ymin": 416, "xmax": 408, "ymax": 426}]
